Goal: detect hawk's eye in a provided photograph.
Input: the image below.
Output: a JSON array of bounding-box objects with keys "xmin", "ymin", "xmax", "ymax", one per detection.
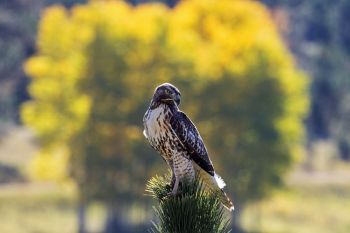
[{"xmin": 165, "ymin": 89, "xmax": 170, "ymax": 95}]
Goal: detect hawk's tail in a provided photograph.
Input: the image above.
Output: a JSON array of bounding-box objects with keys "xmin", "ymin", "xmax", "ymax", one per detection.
[
  {"xmin": 196, "ymin": 167, "xmax": 234, "ymax": 211},
  {"xmin": 212, "ymin": 173, "xmax": 234, "ymax": 211},
  {"xmin": 218, "ymin": 189, "xmax": 234, "ymax": 211}
]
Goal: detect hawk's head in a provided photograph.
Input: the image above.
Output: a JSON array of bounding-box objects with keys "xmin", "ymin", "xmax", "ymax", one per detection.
[{"xmin": 153, "ymin": 83, "xmax": 181, "ymax": 106}]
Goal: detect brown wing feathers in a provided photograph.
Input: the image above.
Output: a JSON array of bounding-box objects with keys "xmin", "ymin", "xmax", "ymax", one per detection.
[{"xmin": 170, "ymin": 111, "xmax": 215, "ymax": 176}]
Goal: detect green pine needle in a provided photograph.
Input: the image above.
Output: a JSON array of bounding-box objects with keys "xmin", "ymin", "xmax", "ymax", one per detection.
[{"xmin": 146, "ymin": 174, "xmax": 231, "ymax": 233}]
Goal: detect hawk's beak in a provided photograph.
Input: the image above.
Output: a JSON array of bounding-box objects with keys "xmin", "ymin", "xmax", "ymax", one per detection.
[{"xmin": 161, "ymin": 98, "xmax": 173, "ymax": 102}]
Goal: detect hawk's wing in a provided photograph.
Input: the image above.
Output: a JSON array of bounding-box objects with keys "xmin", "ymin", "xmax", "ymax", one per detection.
[{"xmin": 170, "ymin": 111, "xmax": 215, "ymax": 176}]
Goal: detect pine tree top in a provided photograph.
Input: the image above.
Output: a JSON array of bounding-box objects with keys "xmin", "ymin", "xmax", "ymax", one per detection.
[{"xmin": 146, "ymin": 174, "xmax": 231, "ymax": 233}]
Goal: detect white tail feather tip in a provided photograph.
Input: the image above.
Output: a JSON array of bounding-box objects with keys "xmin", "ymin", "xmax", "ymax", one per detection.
[{"xmin": 214, "ymin": 173, "xmax": 226, "ymax": 189}]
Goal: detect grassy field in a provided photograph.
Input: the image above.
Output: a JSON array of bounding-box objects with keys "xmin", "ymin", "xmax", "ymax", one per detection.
[
  {"xmin": 0, "ymin": 181, "xmax": 349, "ymax": 233},
  {"xmin": 0, "ymin": 184, "xmax": 76, "ymax": 233},
  {"xmin": 1, "ymin": 127, "xmax": 350, "ymax": 233},
  {"xmin": 0, "ymin": 183, "xmax": 109, "ymax": 233},
  {"xmin": 242, "ymin": 184, "xmax": 350, "ymax": 233},
  {"xmin": 0, "ymin": 127, "xmax": 108, "ymax": 233}
]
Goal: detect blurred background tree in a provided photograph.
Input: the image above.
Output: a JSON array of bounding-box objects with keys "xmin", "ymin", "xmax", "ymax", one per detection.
[
  {"xmin": 0, "ymin": 0, "xmax": 348, "ymax": 164},
  {"xmin": 0, "ymin": 0, "xmax": 86, "ymax": 127},
  {"xmin": 262, "ymin": 0, "xmax": 350, "ymax": 163},
  {"xmin": 0, "ymin": 0, "xmax": 350, "ymax": 232},
  {"xmin": 21, "ymin": 0, "xmax": 308, "ymax": 231},
  {"xmin": 0, "ymin": 0, "xmax": 38, "ymax": 124}
]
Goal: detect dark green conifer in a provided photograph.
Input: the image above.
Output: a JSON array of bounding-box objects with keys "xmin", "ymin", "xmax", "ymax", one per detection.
[{"xmin": 146, "ymin": 174, "xmax": 231, "ymax": 233}]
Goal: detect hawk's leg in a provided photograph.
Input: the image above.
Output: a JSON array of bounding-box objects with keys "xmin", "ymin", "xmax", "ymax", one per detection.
[
  {"xmin": 171, "ymin": 177, "xmax": 179, "ymax": 196},
  {"xmin": 166, "ymin": 159, "xmax": 179, "ymax": 195},
  {"xmin": 170, "ymin": 171, "xmax": 176, "ymax": 188},
  {"xmin": 166, "ymin": 160, "xmax": 176, "ymax": 191},
  {"xmin": 165, "ymin": 171, "xmax": 176, "ymax": 192}
]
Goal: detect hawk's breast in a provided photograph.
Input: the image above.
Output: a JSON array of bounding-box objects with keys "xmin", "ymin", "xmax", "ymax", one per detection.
[
  {"xmin": 143, "ymin": 104, "xmax": 195, "ymax": 180},
  {"xmin": 143, "ymin": 105, "xmax": 185, "ymax": 160}
]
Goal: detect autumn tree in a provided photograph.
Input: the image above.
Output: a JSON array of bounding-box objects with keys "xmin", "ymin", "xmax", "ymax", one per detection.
[
  {"xmin": 162, "ymin": 1, "xmax": 308, "ymax": 226},
  {"xmin": 22, "ymin": 0, "xmax": 308, "ymax": 230}
]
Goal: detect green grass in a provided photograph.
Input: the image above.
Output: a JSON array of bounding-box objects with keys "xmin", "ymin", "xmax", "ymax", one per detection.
[
  {"xmin": 242, "ymin": 184, "xmax": 350, "ymax": 233},
  {"xmin": 1, "ymin": 182, "xmax": 349, "ymax": 233},
  {"xmin": 0, "ymin": 183, "xmax": 108, "ymax": 233},
  {"xmin": 1, "ymin": 127, "xmax": 349, "ymax": 233},
  {"xmin": 0, "ymin": 187, "xmax": 76, "ymax": 233},
  {"xmin": 0, "ymin": 183, "xmax": 349, "ymax": 233}
]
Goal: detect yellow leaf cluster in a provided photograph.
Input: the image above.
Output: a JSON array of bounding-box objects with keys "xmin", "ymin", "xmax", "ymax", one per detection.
[{"xmin": 22, "ymin": 0, "xmax": 308, "ymax": 202}]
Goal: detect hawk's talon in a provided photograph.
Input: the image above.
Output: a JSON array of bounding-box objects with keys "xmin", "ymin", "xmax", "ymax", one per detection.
[{"xmin": 166, "ymin": 190, "xmax": 182, "ymax": 197}]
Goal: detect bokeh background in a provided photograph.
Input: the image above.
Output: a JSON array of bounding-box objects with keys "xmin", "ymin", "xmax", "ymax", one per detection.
[{"xmin": 0, "ymin": 0, "xmax": 350, "ymax": 232}]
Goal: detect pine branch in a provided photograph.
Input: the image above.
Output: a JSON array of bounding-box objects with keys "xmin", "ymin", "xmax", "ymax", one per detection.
[{"xmin": 146, "ymin": 174, "xmax": 231, "ymax": 233}]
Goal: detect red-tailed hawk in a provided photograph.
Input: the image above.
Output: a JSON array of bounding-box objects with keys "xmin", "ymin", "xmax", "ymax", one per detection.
[{"xmin": 143, "ymin": 83, "xmax": 234, "ymax": 211}]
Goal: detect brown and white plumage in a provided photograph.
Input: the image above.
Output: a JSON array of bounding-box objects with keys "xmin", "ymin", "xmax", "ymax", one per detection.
[{"xmin": 143, "ymin": 83, "xmax": 234, "ymax": 211}]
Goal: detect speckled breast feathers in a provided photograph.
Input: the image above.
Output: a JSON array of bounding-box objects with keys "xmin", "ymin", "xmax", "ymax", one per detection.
[{"xmin": 143, "ymin": 104, "xmax": 195, "ymax": 180}]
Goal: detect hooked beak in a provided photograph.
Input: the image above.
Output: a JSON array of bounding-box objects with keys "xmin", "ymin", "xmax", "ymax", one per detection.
[{"xmin": 161, "ymin": 98, "xmax": 173, "ymax": 103}]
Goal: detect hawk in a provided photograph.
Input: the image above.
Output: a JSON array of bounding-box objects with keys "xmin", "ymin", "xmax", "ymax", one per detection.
[{"xmin": 143, "ymin": 83, "xmax": 234, "ymax": 211}]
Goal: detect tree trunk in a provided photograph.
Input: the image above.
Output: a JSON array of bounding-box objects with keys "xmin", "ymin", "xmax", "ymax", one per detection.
[
  {"xmin": 104, "ymin": 204, "xmax": 128, "ymax": 233},
  {"xmin": 231, "ymin": 204, "xmax": 246, "ymax": 233},
  {"xmin": 77, "ymin": 202, "xmax": 87, "ymax": 233}
]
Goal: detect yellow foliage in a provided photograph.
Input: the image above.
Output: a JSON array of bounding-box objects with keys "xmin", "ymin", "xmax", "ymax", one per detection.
[
  {"xmin": 22, "ymin": 0, "xmax": 308, "ymax": 203},
  {"xmin": 28, "ymin": 145, "xmax": 70, "ymax": 181}
]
